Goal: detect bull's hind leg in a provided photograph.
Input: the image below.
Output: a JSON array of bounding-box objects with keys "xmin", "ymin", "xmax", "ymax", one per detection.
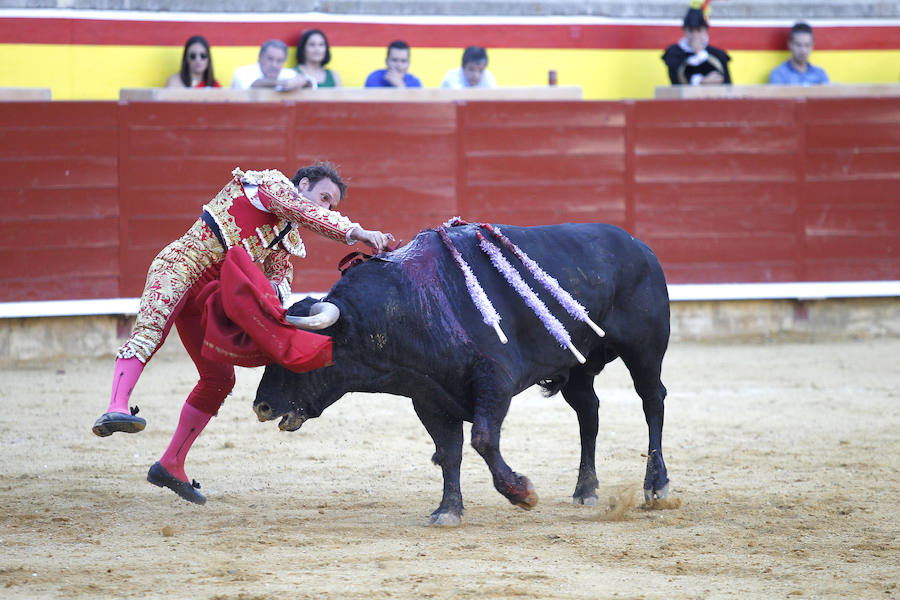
[
  {"xmin": 412, "ymin": 400, "xmax": 464, "ymax": 527},
  {"xmin": 561, "ymin": 368, "xmax": 600, "ymax": 505},
  {"xmin": 619, "ymin": 347, "xmax": 670, "ymax": 501}
]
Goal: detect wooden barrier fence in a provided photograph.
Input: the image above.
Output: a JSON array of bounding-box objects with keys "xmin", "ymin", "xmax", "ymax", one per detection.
[{"xmin": 1, "ymin": 97, "xmax": 898, "ymax": 302}]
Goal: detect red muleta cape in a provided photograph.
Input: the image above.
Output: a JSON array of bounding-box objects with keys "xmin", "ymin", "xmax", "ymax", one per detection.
[{"xmin": 199, "ymin": 247, "xmax": 333, "ymax": 372}]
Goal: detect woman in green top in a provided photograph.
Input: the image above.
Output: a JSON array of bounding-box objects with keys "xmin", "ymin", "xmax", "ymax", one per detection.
[{"xmin": 295, "ymin": 29, "xmax": 342, "ymax": 88}]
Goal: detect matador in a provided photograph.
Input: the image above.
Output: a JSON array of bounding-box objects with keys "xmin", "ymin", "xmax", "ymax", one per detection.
[{"xmin": 92, "ymin": 163, "xmax": 394, "ymax": 505}]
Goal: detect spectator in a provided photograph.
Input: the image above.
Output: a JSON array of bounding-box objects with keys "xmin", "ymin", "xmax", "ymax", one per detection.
[
  {"xmin": 769, "ymin": 22, "xmax": 830, "ymax": 85},
  {"xmin": 231, "ymin": 39, "xmax": 298, "ymax": 90},
  {"xmin": 662, "ymin": 1, "xmax": 731, "ymax": 85},
  {"xmin": 440, "ymin": 46, "xmax": 498, "ymax": 89},
  {"xmin": 166, "ymin": 36, "xmax": 220, "ymax": 88},
  {"xmin": 365, "ymin": 40, "xmax": 422, "ymax": 88},
  {"xmin": 294, "ymin": 29, "xmax": 342, "ymax": 88}
]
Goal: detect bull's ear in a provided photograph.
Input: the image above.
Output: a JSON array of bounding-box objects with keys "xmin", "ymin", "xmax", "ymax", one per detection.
[
  {"xmin": 286, "ymin": 302, "xmax": 340, "ymax": 330},
  {"xmin": 286, "ymin": 296, "xmax": 320, "ymax": 317}
]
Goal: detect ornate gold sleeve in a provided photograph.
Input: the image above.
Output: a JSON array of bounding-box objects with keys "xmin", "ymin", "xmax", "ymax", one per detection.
[
  {"xmin": 256, "ymin": 180, "xmax": 360, "ymax": 244},
  {"xmin": 262, "ymin": 251, "xmax": 294, "ymax": 301}
]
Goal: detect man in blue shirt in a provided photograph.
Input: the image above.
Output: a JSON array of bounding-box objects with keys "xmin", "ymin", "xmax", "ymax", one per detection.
[
  {"xmin": 769, "ymin": 22, "xmax": 830, "ymax": 85},
  {"xmin": 365, "ymin": 40, "xmax": 423, "ymax": 88}
]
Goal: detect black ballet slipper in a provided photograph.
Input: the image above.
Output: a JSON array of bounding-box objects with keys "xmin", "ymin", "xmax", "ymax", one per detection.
[
  {"xmin": 146, "ymin": 462, "xmax": 207, "ymax": 505},
  {"xmin": 91, "ymin": 406, "xmax": 146, "ymax": 437}
]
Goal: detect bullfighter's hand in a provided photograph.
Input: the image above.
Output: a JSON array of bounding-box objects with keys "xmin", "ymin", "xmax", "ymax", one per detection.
[{"xmin": 353, "ymin": 228, "xmax": 395, "ymax": 253}]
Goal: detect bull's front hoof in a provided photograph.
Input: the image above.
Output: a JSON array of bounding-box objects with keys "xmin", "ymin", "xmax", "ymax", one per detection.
[
  {"xmin": 573, "ymin": 495, "xmax": 599, "ymax": 506},
  {"xmin": 510, "ymin": 475, "xmax": 539, "ymax": 510},
  {"xmin": 427, "ymin": 511, "xmax": 461, "ymax": 527},
  {"xmin": 643, "ymin": 482, "xmax": 670, "ymax": 502},
  {"xmin": 572, "ymin": 481, "xmax": 599, "ymax": 506},
  {"xmin": 277, "ymin": 411, "xmax": 304, "ymax": 431}
]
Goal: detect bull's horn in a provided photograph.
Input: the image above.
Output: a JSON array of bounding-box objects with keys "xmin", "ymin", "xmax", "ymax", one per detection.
[{"xmin": 286, "ymin": 301, "xmax": 340, "ymax": 330}]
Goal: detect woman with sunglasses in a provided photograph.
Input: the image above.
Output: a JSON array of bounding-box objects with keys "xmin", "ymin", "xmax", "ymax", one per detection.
[{"xmin": 166, "ymin": 35, "xmax": 221, "ymax": 88}]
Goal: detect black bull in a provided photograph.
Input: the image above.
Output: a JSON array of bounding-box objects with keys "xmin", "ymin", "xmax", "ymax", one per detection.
[{"xmin": 254, "ymin": 222, "xmax": 671, "ymax": 526}]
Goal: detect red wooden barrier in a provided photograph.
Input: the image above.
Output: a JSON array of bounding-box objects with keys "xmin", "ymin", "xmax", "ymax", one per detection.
[
  {"xmin": 118, "ymin": 101, "xmax": 297, "ymax": 295},
  {"xmin": 0, "ymin": 102, "xmax": 120, "ymax": 301},
  {"xmin": 287, "ymin": 102, "xmax": 459, "ymax": 292},
  {"xmin": 803, "ymin": 98, "xmax": 900, "ymax": 281},
  {"xmin": 458, "ymin": 101, "xmax": 628, "ymax": 228},
  {"xmin": 632, "ymin": 99, "xmax": 803, "ymax": 283},
  {"xmin": 1, "ymin": 98, "xmax": 898, "ymax": 303}
]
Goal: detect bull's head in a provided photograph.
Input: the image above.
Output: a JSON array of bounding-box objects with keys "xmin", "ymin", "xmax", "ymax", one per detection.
[
  {"xmin": 253, "ymin": 297, "xmax": 348, "ymax": 431},
  {"xmin": 253, "ymin": 362, "xmax": 313, "ymax": 431}
]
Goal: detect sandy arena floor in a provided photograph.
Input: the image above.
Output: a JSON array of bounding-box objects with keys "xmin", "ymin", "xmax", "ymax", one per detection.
[{"xmin": 1, "ymin": 338, "xmax": 898, "ymax": 599}]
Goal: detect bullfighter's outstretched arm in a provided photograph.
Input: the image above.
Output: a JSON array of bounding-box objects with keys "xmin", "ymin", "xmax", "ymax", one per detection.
[
  {"xmin": 239, "ymin": 168, "xmax": 393, "ymax": 252},
  {"xmin": 256, "ymin": 179, "xmax": 360, "ymax": 244}
]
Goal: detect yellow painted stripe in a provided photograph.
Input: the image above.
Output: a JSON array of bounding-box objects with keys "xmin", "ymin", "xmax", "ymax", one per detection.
[{"xmin": 1, "ymin": 44, "xmax": 898, "ymax": 100}]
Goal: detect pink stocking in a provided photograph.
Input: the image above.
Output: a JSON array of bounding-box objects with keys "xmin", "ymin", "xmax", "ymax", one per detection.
[
  {"xmin": 158, "ymin": 403, "xmax": 213, "ymax": 483},
  {"xmin": 106, "ymin": 357, "xmax": 145, "ymax": 415}
]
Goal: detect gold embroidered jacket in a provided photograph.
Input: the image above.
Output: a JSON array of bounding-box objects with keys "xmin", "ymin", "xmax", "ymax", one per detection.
[{"xmin": 118, "ymin": 167, "xmax": 360, "ymax": 363}]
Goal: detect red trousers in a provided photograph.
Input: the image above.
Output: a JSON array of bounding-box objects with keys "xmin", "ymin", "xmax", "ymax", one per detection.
[{"xmin": 172, "ymin": 264, "xmax": 236, "ymax": 416}]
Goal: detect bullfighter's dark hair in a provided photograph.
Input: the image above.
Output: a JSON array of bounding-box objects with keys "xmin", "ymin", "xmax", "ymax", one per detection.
[
  {"xmin": 296, "ymin": 29, "xmax": 332, "ymax": 66},
  {"xmin": 179, "ymin": 35, "xmax": 216, "ymax": 88},
  {"xmin": 291, "ymin": 162, "xmax": 347, "ymax": 200}
]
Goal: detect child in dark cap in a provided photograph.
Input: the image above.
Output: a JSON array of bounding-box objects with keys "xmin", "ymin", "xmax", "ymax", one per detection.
[{"xmin": 662, "ymin": 0, "xmax": 732, "ymax": 85}]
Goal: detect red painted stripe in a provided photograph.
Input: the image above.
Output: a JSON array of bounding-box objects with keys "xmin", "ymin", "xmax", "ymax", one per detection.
[{"xmin": 1, "ymin": 17, "xmax": 898, "ymax": 50}]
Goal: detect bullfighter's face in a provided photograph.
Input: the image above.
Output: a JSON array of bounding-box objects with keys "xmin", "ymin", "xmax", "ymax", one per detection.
[{"xmin": 297, "ymin": 177, "xmax": 341, "ymax": 210}]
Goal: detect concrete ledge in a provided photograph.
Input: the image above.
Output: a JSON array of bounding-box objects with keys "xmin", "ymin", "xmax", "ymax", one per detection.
[
  {"xmin": 2, "ymin": 297, "xmax": 897, "ymax": 364},
  {"xmin": 119, "ymin": 85, "xmax": 583, "ymax": 103},
  {"xmin": 655, "ymin": 83, "xmax": 900, "ymax": 99},
  {"xmin": 0, "ymin": 87, "xmax": 51, "ymax": 100}
]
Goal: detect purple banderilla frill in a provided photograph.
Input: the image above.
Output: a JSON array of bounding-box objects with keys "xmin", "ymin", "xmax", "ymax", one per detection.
[
  {"xmin": 436, "ymin": 225, "xmax": 508, "ymax": 344},
  {"xmin": 476, "ymin": 230, "xmax": 586, "ymax": 364},
  {"xmin": 481, "ymin": 223, "xmax": 605, "ymax": 339}
]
